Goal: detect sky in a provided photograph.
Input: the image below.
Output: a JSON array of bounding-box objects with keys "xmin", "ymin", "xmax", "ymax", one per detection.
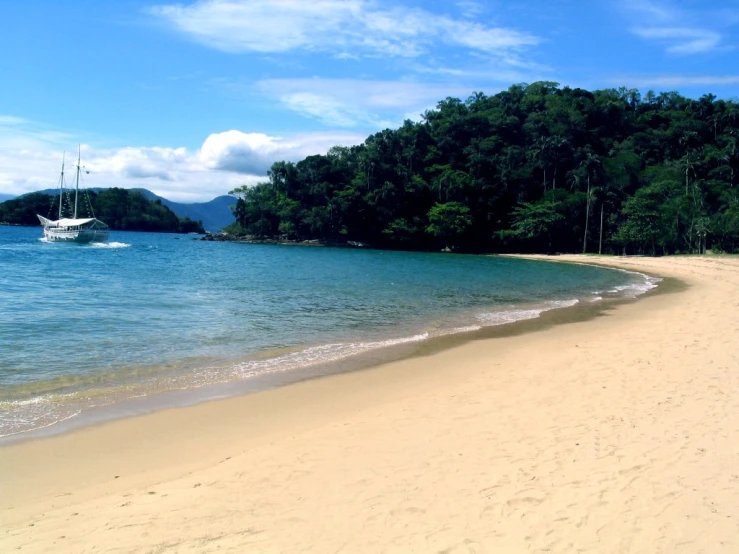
[{"xmin": 1, "ymin": 0, "xmax": 738, "ymax": 202}]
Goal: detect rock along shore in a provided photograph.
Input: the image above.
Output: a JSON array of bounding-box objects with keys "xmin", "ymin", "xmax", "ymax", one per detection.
[{"xmin": 200, "ymin": 232, "xmax": 370, "ymax": 249}]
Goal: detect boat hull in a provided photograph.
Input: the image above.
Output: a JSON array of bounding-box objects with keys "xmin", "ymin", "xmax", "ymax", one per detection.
[{"xmin": 43, "ymin": 227, "xmax": 109, "ymax": 243}]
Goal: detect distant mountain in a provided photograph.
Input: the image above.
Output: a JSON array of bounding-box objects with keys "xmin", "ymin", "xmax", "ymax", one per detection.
[
  {"xmin": 21, "ymin": 188, "xmax": 237, "ymax": 232},
  {"xmin": 133, "ymin": 189, "xmax": 237, "ymax": 232},
  {"xmin": 0, "ymin": 194, "xmax": 16, "ymax": 202}
]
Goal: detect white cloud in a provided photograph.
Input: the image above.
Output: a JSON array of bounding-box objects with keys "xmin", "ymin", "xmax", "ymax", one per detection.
[
  {"xmin": 633, "ymin": 27, "xmax": 722, "ymax": 54},
  {"xmin": 89, "ymin": 146, "xmax": 189, "ymax": 182},
  {"xmin": 0, "ymin": 115, "xmax": 28, "ymax": 126},
  {"xmin": 255, "ymin": 78, "xmax": 474, "ymax": 128},
  {"xmin": 620, "ymin": 0, "xmax": 726, "ymax": 55},
  {"xmin": 409, "ymin": 63, "xmax": 539, "ymax": 83},
  {"xmin": 456, "ymin": 1, "xmax": 485, "ymax": 19},
  {"xmin": 621, "ymin": 0, "xmax": 676, "ymax": 23},
  {"xmin": 281, "ymin": 94, "xmax": 368, "ymax": 128},
  {"xmin": 0, "ymin": 118, "xmax": 365, "ymax": 202},
  {"xmin": 199, "ymin": 129, "xmax": 365, "ymax": 173},
  {"xmin": 0, "ymin": 115, "xmax": 75, "ymax": 151},
  {"xmin": 148, "ymin": 0, "xmax": 539, "ymax": 59}
]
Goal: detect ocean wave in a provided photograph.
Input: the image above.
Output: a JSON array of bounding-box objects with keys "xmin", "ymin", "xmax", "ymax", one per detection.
[
  {"xmin": 36, "ymin": 237, "xmax": 131, "ymax": 248},
  {"xmin": 223, "ymin": 333, "xmax": 430, "ymax": 380},
  {"xmin": 609, "ymin": 269, "xmax": 662, "ymax": 297},
  {"xmin": 476, "ymin": 308, "xmax": 544, "ymax": 325},
  {"xmin": 476, "ymin": 299, "xmax": 579, "ymax": 326},
  {"xmin": 559, "ymin": 262, "xmax": 662, "ymax": 298},
  {"xmin": 0, "ymin": 333, "xmax": 435, "ymax": 439},
  {"xmin": 0, "ymin": 393, "xmax": 82, "ymax": 439},
  {"xmin": 435, "ymin": 325, "xmax": 483, "ymax": 336},
  {"xmin": 548, "ymin": 299, "xmax": 580, "ymax": 308},
  {"xmin": 91, "ymin": 242, "xmax": 131, "ymax": 249}
]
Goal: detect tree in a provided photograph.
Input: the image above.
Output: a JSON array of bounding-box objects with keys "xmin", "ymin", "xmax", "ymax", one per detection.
[
  {"xmin": 501, "ymin": 200, "xmax": 565, "ymax": 252},
  {"xmin": 426, "ymin": 202, "xmax": 472, "ymax": 249},
  {"xmin": 614, "ymin": 179, "xmax": 681, "ymax": 255}
]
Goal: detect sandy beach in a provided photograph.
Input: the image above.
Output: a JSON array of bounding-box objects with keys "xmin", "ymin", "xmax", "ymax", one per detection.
[{"xmin": 2, "ymin": 255, "xmax": 738, "ymax": 553}]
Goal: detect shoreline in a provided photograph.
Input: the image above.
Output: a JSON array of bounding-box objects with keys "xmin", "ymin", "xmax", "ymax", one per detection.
[
  {"xmin": 3, "ymin": 255, "xmax": 739, "ymax": 552},
  {"xmin": 0, "ymin": 259, "xmax": 663, "ymax": 445}
]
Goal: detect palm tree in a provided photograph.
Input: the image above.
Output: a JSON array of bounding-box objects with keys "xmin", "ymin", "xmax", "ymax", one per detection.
[
  {"xmin": 682, "ymin": 151, "xmax": 698, "ymax": 196},
  {"xmin": 549, "ymin": 135, "xmax": 567, "ymax": 190},
  {"xmin": 598, "ymin": 192, "xmax": 605, "ymax": 254},
  {"xmin": 580, "ymin": 149, "xmax": 601, "ymax": 253},
  {"xmin": 532, "ymin": 135, "xmax": 550, "ymax": 192},
  {"xmin": 679, "ymin": 131, "xmax": 700, "ymax": 195},
  {"xmin": 723, "ymin": 138, "xmax": 737, "ymax": 187},
  {"xmin": 589, "ymin": 186, "xmax": 607, "ymax": 254}
]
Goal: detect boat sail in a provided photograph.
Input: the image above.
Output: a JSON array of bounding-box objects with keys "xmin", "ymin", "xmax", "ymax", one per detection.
[{"xmin": 37, "ymin": 149, "xmax": 109, "ymax": 243}]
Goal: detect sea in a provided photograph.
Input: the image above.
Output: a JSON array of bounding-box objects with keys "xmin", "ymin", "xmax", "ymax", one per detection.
[{"xmin": 0, "ymin": 225, "xmax": 660, "ymax": 441}]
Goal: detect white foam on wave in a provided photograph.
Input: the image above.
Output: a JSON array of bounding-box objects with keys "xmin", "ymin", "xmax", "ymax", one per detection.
[
  {"xmin": 0, "ymin": 408, "xmax": 83, "ymax": 439},
  {"xmin": 91, "ymin": 241, "xmax": 131, "ymax": 249},
  {"xmin": 556, "ymin": 261, "xmax": 662, "ymax": 298},
  {"xmin": 477, "ymin": 308, "xmax": 544, "ymax": 325},
  {"xmin": 609, "ymin": 269, "xmax": 662, "ymax": 297},
  {"xmin": 1, "ymin": 332, "xmax": 433, "ymax": 438},
  {"xmin": 0, "ymin": 392, "xmax": 82, "ymax": 439},
  {"xmin": 222, "ymin": 333, "xmax": 430, "ymax": 380},
  {"xmin": 436, "ymin": 325, "xmax": 483, "ymax": 336},
  {"xmin": 476, "ymin": 299, "xmax": 579, "ymax": 327},
  {"xmin": 549, "ymin": 299, "xmax": 580, "ymax": 308},
  {"xmin": 37, "ymin": 238, "xmax": 130, "ymax": 248},
  {"xmin": 4, "ymin": 396, "xmax": 49, "ymax": 407}
]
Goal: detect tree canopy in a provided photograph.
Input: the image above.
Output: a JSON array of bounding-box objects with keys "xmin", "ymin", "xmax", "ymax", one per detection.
[{"xmin": 227, "ymin": 83, "xmax": 739, "ymax": 255}]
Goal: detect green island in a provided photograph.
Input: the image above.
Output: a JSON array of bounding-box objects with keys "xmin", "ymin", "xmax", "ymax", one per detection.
[
  {"xmin": 225, "ymin": 83, "xmax": 739, "ymax": 255},
  {"xmin": 0, "ymin": 188, "xmax": 205, "ymax": 234}
]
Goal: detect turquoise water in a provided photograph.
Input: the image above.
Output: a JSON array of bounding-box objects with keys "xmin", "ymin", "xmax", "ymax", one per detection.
[{"xmin": 0, "ymin": 225, "xmax": 658, "ymax": 438}]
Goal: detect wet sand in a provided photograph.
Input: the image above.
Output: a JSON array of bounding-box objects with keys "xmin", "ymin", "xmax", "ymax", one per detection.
[{"xmin": 2, "ymin": 254, "xmax": 738, "ymax": 553}]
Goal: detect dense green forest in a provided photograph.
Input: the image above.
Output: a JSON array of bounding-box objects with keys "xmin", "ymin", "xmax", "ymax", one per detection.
[
  {"xmin": 228, "ymin": 83, "xmax": 739, "ymax": 255},
  {"xmin": 0, "ymin": 188, "xmax": 204, "ymax": 233}
]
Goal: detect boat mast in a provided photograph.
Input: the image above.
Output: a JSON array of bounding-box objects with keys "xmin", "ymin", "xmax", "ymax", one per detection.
[
  {"xmin": 74, "ymin": 145, "xmax": 81, "ymax": 219},
  {"xmin": 59, "ymin": 152, "xmax": 65, "ymax": 219}
]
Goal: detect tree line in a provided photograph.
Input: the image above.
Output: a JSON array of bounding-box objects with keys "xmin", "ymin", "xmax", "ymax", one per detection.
[
  {"xmin": 227, "ymin": 82, "xmax": 739, "ymax": 255},
  {"xmin": 0, "ymin": 188, "xmax": 205, "ymax": 234}
]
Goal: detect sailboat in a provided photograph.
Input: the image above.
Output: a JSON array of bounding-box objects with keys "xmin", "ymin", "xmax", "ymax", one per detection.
[{"xmin": 37, "ymin": 149, "xmax": 109, "ymax": 243}]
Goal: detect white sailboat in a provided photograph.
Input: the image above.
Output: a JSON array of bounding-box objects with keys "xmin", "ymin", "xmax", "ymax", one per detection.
[{"xmin": 37, "ymin": 149, "xmax": 109, "ymax": 243}]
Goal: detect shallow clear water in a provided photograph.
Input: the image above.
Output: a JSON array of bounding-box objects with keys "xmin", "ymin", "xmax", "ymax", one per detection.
[{"xmin": 0, "ymin": 225, "xmax": 658, "ymax": 438}]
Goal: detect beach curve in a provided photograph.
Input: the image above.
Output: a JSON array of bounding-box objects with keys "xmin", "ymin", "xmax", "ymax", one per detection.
[{"xmin": 1, "ymin": 254, "xmax": 739, "ymax": 553}]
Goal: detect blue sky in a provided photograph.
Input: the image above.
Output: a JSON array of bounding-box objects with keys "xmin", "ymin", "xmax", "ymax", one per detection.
[{"xmin": 1, "ymin": 0, "xmax": 738, "ymax": 201}]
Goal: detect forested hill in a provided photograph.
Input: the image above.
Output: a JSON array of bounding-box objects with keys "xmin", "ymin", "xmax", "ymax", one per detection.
[
  {"xmin": 20, "ymin": 187, "xmax": 236, "ymax": 232},
  {"xmin": 0, "ymin": 188, "xmax": 205, "ymax": 233},
  {"xmin": 228, "ymin": 83, "xmax": 739, "ymax": 255}
]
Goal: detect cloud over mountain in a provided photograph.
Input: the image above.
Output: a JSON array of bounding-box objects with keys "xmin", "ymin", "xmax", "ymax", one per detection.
[{"xmin": 0, "ymin": 118, "xmax": 365, "ymax": 202}]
